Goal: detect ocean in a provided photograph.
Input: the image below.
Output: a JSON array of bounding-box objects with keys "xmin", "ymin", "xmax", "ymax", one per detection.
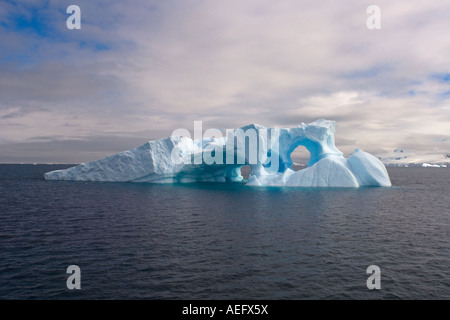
[{"xmin": 0, "ymin": 164, "xmax": 449, "ymax": 299}]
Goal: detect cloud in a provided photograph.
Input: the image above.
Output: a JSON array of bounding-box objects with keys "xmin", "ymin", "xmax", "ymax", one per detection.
[
  {"xmin": 0, "ymin": 133, "xmax": 160, "ymax": 163},
  {"xmin": 1, "ymin": 0, "xmax": 450, "ymax": 162}
]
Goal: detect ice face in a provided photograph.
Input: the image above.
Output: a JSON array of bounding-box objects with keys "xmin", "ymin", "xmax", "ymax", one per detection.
[
  {"xmin": 44, "ymin": 120, "xmax": 392, "ymax": 187},
  {"xmin": 347, "ymin": 149, "xmax": 392, "ymax": 186},
  {"xmin": 286, "ymin": 157, "xmax": 359, "ymax": 188}
]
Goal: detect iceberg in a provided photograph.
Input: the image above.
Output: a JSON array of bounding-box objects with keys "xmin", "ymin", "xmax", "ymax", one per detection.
[
  {"xmin": 421, "ymin": 163, "xmax": 444, "ymax": 168},
  {"xmin": 44, "ymin": 119, "xmax": 391, "ymax": 187}
]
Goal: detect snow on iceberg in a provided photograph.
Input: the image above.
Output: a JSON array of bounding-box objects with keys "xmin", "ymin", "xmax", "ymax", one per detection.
[{"xmin": 44, "ymin": 119, "xmax": 391, "ymax": 187}]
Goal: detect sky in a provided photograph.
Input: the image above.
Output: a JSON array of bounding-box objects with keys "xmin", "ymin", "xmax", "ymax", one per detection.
[{"xmin": 1, "ymin": 0, "xmax": 450, "ymax": 163}]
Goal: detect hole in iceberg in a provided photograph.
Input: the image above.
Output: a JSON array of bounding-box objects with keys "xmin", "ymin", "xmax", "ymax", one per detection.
[{"xmin": 289, "ymin": 145, "xmax": 310, "ymax": 171}]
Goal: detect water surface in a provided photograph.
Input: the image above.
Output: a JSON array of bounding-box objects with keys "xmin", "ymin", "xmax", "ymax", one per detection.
[{"xmin": 0, "ymin": 165, "xmax": 449, "ymax": 299}]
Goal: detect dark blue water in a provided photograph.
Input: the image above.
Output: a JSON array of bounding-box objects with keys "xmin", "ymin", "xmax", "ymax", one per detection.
[{"xmin": 0, "ymin": 164, "xmax": 449, "ymax": 299}]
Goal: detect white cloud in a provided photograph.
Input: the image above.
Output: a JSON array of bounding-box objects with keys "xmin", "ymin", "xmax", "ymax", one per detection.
[{"xmin": 1, "ymin": 0, "xmax": 450, "ymax": 162}]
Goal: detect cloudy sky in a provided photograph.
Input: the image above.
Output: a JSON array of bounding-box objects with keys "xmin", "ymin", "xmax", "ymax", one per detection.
[{"xmin": 1, "ymin": 0, "xmax": 450, "ymax": 163}]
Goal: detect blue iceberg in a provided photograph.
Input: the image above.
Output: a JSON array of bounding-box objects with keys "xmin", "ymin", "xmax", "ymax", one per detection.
[{"xmin": 44, "ymin": 119, "xmax": 391, "ymax": 187}]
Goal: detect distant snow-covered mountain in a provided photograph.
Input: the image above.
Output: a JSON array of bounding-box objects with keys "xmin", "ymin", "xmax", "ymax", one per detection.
[{"xmin": 379, "ymin": 149, "xmax": 449, "ymax": 167}]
